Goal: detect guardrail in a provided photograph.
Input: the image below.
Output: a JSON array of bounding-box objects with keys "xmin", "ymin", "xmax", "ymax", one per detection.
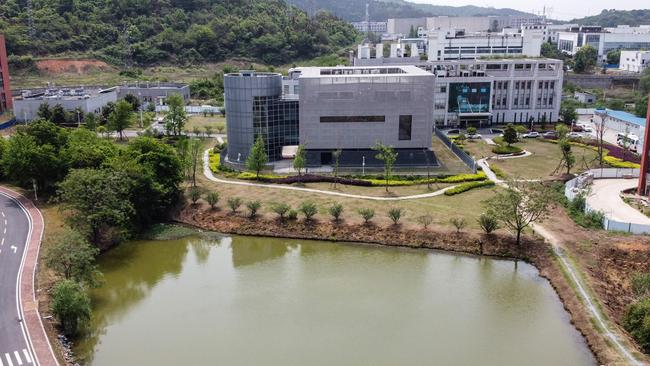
[
  {"xmin": 434, "ymin": 128, "xmax": 477, "ymax": 173},
  {"xmin": 565, "ymin": 168, "xmax": 650, "ymax": 235}
]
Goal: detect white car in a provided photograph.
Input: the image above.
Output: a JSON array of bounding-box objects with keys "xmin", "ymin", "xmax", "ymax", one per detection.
[
  {"xmin": 567, "ymin": 132, "xmax": 583, "ymax": 139},
  {"xmin": 522, "ymin": 132, "xmax": 540, "ymax": 138},
  {"xmin": 467, "ymin": 133, "xmax": 482, "ymax": 139}
]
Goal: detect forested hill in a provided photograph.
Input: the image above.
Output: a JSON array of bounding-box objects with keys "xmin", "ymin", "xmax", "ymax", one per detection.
[
  {"xmin": 0, "ymin": 0, "xmax": 359, "ymax": 66},
  {"xmin": 571, "ymin": 9, "xmax": 650, "ymax": 27},
  {"xmin": 287, "ymin": 0, "xmax": 532, "ymax": 22}
]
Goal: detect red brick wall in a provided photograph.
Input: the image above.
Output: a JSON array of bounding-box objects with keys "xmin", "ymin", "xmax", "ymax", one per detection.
[{"xmin": 0, "ymin": 34, "xmax": 12, "ymax": 112}]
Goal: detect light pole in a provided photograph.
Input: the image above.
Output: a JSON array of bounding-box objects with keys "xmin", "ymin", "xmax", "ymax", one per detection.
[
  {"xmin": 76, "ymin": 110, "xmax": 81, "ymax": 128},
  {"xmin": 362, "ymin": 155, "xmax": 366, "ymax": 176}
]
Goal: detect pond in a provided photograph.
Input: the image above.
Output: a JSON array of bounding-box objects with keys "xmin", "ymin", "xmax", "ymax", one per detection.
[{"xmin": 74, "ymin": 235, "xmax": 595, "ymax": 365}]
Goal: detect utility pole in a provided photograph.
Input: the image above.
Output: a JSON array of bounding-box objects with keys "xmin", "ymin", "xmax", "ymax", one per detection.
[{"xmin": 637, "ymin": 93, "xmax": 650, "ymax": 196}]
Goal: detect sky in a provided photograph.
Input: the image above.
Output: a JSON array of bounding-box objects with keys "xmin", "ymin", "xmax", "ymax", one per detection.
[{"xmin": 407, "ymin": 0, "xmax": 644, "ymax": 20}]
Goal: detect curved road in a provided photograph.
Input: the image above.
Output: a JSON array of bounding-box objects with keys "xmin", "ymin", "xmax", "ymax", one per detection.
[{"xmin": 0, "ymin": 188, "xmax": 58, "ymax": 366}]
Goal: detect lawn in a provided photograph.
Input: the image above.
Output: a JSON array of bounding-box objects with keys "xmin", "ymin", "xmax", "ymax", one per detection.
[
  {"xmin": 463, "ymin": 138, "xmax": 599, "ymax": 179},
  {"xmin": 186, "ymin": 115, "xmax": 226, "ymax": 133}
]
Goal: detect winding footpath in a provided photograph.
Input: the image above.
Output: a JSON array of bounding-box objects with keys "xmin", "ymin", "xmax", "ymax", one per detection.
[{"xmin": 0, "ymin": 187, "xmax": 58, "ymax": 366}]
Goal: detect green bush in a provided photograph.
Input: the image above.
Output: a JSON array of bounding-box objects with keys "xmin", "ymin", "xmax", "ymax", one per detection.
[
  {"xmin": 328, "ymin": 203, "xmax": 344, "ymax": 222},
  {"xmin": 632, "ymin": 273, "xmax": 650, "ymax": 298},
  {"xmin": 568, "ymin": 195, "xmax": 605, "ymax": 229},
  {"xmin": 246, "ymin": 200, "xmax": 262, "ymax": 218},
  {"xmin": 287, "ymin": 209, "xmax": 298, "ymax": 221},
  {"xmin": 623, "ymin": 298, "xmax": 650, "ymax": 354},
  {"xmin": 358, "ymin": 208, "xmax": 375, "ymax": 224},
  {"xmin": 491, "ymin": 145, "xmax": 523, "ymax": 155},
  {"xmin": 604, "ymin": 156, "xmax": 640, "ymax": 169},
  {"xmin": 298, "ymin": 201, "xmax": 318, "ymax": 220},
  {"xmin": 444, "ymin": 180, "xmax": 495, "ymax": 196},
  {"xmin": 51, "ymin": 280, "xmax": 91, "ymax": 337}
]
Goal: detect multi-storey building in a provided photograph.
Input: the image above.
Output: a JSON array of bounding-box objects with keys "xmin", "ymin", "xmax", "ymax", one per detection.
[
  {"xmin": 351, "ymin": 21, "xmax": 388, "ymax": 33},
  {"xmin": 557, "ymin": 26, "xmax": 650, "ymax": 63},
  {"xmin": 429, "ymin": 58, "xmax": 563, "ymax": 127},
  {"xmin": 427, "ymin": 29, "xmax": 543, "ymax": 61},
  {"xmin": 619, "ymin": 50, "xmax": 650, "ymax": 73},
  {"xmin": 0, "ymin": 35, "xmax": 12, "ymax": 114},
  {"xmin": 13, "ymin": 87, "xmax": 118, "ymax": 122},
  {"xmin": 117, "ymin": 82, "xmax": 190, "ymax": 105}
]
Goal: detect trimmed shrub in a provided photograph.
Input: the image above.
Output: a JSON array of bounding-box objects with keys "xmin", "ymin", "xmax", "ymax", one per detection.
[
  {"xmin": 444, "ymin": 180, "xmax": 495, "ymax": 196},
  {"xmin": 450, "ymin": 217, "xmax": 467, "ymax": 233},
  {"xmin": 271, "ymin": 202, "xmax": 291, "ymax": 220},
  {"xmin": 328, "ymin": 203, "xmax": 344, "ymax": 222},
  {"xmin": 227, "ymin": 197, "xmax": 243, "ymax": 213},
  {"xmin": 604, "ymin": 155, "xmax": 640, "ymax": 169},
  {"xmin": 358, "ymin": 208, "xmax": 375, "ymax": 224},
  {"xmin": 188, "ymin": 186, "xmax": 202, "ymax": 204},
  {"xmin": 205, "ymin": 191, "xmax": 220, "ymax": 209},
  {"xmin": 492, "ymin": 145, "xmax": 523, "ymax": 155},
  {"xmin": 246, "ymin": 200, "xmax": 261, "ymax": 218},
  {"xmin": 287, "ymin": 209, "xmax": 298, "ymax": 221},
  {"xmin": 478, "ymin": 213, "xmax": 499, "ymax": 234},
  {"xmin": 298, "ymin": 201, "xmax": 318, "ymax": 220},
  {"xmin": 417, "ymin": 215, "xmax": 433, "ymax": 229},
  {"xmin": 388, "ymin": 207, "xmax": 404, "ymax": 225}
]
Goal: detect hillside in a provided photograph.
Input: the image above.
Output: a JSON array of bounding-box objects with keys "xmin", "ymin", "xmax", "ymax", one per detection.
[
  {"xmin": 287, "ymin": 0, "xmax": 532, "ymax": 22},
  {"xmin": 0, "ymin": 0, "xmax": 358, "ymax": 66},
  {"xmin": 571, "ymin": 9, "xmax": 650, "ymax": 27}
]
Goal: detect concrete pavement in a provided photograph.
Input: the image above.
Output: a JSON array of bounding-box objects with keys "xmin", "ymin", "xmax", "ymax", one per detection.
[
  {"xmin": 586, "ymin": 179, "xmax": 650, "ymax": 225},
  {"xmin": 0, "ymin": 187, "xmax": 58, "ymax": 366}
]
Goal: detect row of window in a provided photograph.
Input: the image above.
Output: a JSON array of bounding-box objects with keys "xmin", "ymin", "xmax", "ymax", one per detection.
[{"xmin": 317, "ymin": 115, "xmax": 413, "ymax": 141}]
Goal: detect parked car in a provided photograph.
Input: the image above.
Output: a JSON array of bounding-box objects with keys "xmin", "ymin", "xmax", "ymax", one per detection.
[
  {"xmin": 582, "ymin": 126, "xmax": 593, "ymax": 133},
  {"xmin": 490, "ymin": 128, "xmax": 504, "ymax": 134},
  {"xmin": 568, "ymin": 132, "xmax": 583, "ymax": 139},
  {"xmin": 571, "ymin": 125, "xmax": 584, "ymax": 132},
  {"xmin": 542, "ymin": 131, "xmax": 557, "ymax": 138},
  {"xmin": 446, "ymin": 129, "xmax": 460, "ymax": 135},
  {"xmin": 467, "ymin": 133, "xmax": 482, "ymax": 140},
  {"xmin": 522, "ymin": 131, "xmax": 540, "ymax": 138}
]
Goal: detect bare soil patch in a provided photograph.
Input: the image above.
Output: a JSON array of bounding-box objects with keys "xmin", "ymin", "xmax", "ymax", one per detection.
[{"xmin": 35, "ymin": 59, "xmax": 115, "ymax": 75}]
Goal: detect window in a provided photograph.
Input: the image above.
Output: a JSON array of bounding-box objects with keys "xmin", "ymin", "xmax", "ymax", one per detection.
[
  {"xmin": 320, "ymin": 115, "xmax": 385, "ymax": 123},
  {"xmin": 399, "ymin": 115, "xmax": 412, "ymax": 141}
]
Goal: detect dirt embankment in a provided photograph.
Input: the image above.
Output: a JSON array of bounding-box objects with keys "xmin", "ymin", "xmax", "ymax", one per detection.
[
  {"xmin": 176, "ymin": 203, "xmax": 626, "ymax": 365},
  {"xmin": 35, "ymin": 59, "xmax": 115, "ymax": 75}
]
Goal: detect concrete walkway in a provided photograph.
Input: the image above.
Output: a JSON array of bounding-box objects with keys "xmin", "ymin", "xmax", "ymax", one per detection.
[
  {"xmin": 203, "ymin": 150, "xmax": 456, "ymax": 201},
  {"xmin": 587, "ymin": 179, "xmax": 650, "ymax": 225}
]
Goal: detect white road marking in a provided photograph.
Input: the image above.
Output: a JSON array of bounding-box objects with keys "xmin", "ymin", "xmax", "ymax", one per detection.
[
  {"xmin": 3, "ymin": 227, "xmax": 5, "ymax": 234},
  {"xmin": 4, "ymin": 219, "xmax": 6, "ymax": 226},
  {"xmin": 1, "ymin": 211, "xmax": 4, "ymax": 217},
  {"xmin": 0, "ymin": 353, "xmax": 3, "ymax": 366},
  {"xmin": 21, "ymin": 350, "xmax": 31, "ymax": 364},
  {"xmin": 1, "ymin": 237, "xmax": 3, "ymax": 245},
  {"xmin": 10, "ymin": 245, "xmax": 17, "ymax": 254},
  {"xmin": 4, "ymin": 353, "xmax": 13, "ymax": 366},
  {"xmin": 13, "ymin": 351, "xmax": 21, "ymax": 365}
]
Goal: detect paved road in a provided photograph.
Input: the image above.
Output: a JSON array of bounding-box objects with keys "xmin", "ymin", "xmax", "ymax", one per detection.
[
  {"xmin": 587, "ymin": 179, "xmax": 650, "ymax": 225},
  {"xmin": 0, "ymin": 192, "xmax": 37, "ymax": 366}
]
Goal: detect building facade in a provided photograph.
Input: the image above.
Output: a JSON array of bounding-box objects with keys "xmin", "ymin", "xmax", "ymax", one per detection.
[
  {"xmin": 619, "ymin": 50, "xmax": 650, "ymax": 73},
  {"xmin": 13, "ymin": 87, "xmax": 117, "ymax": 122},
  {"xmin": 224, "ymin": 71, "xmax": 299, "ymax": 163},
  {"xmin": 351, "ymin": 21, "xmax": 387, "ymax": 33},
  {"xmin": 293, "ymin": 66, "xmax": 435, "ymax": 166},
  {"xmin": 429, "ymin": 58, "xmax": 563, "ymax": 126},
  {"xmin": 117, "ymin": 82, "xmax": 190, "ymax": 105},
  {"xmin": 557, "ymin": 26, "xmax": 650, "ymax": 62},
  {"xmin": 574, "ymin": 91, "xmax": 596, "ymax": 104},
  {"xmin": 0, "ymin": 35, "xmax": 12, "ymax": 114},
  {"xmin": 427, "ymin": 29, "xmax": 543, "ymax": 61}
]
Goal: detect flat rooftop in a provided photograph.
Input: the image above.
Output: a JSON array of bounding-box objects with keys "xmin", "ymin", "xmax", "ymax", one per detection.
[
  {"xmin": 295, "ymin": 65, "xmax": 431, "ymax": 78},
  {"xmin": 598, "ymin": 108, "xmax": 647, "ymax": 128},
  {"xmin": 14, "ymin": 86, "xmax": 116, "ymax": 101}
]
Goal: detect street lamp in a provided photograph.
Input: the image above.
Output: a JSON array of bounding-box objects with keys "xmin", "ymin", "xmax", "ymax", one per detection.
[
  {"xmin": 362, "ymin": 155, "xmax": 366, "ymax": 176},
  {"xmin": 76, "ymin": 110, "xmax": 81, "ymax": 128}
]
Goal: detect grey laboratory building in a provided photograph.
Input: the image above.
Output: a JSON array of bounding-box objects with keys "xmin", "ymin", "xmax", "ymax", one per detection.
[{"xmin": 224, "ymin": 66, "xmax": 436, "ymax": 168}]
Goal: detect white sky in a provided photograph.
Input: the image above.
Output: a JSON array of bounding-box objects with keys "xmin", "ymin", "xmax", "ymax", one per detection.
[{"xmin": 407, "ymin": 0, "xmax": 644, "ymax": 21}]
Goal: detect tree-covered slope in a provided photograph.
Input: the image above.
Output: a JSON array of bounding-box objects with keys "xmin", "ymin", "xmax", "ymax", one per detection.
[
  {"xmin": 0, "ymin": 0, "xmax": 359, "ymax": 66},
  {"xmin": 287, "ymin": 0, "xmax": 532, "ymax": 22},
  {"xmin": 571, "ymin": 9, "xmax": 650, "ymax": 27}
]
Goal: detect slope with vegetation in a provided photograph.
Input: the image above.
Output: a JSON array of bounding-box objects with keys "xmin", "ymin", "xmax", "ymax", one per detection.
[
  {"xmin": 0, "ymin": 0, "xmax": 358, "ymax": 66},
  {"xmin": 572, "ymin": 9, "xmax": 650, "ymax": 27}
]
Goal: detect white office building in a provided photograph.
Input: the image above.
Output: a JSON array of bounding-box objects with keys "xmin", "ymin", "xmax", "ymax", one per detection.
[
  {"xmin": 427, "ymin": 28, "xmax": 543, "ymax": 61},
  {"xmin": 557, "ymin": 26, "xmax": 650, "ymax": 62},
  {"xmin": 351, "ymin": 21, "xmax": 388, "ymax": 33},
  {"xmin": 619, "ymin": 50, "xmax": 650, "ymax": 73}
]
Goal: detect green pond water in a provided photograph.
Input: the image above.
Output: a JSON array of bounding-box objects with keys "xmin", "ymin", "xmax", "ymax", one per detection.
[{"xmin": 74, "ymin": 235, "xmax": 596, "ymax": 366}]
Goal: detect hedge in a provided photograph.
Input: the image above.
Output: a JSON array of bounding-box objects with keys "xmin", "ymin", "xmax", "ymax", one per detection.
[
  {"xmin": 209, "ymin": 150, "xmax": 220, "ymax": 172},
  {"xmin": 603, "ymin": 156, "xmax": 640, "ymax": 169},
  {"xmin": 492, "ymin": 145, "xmax": 523, "ymax": 155},
  {"xmin": 444, "ymin": 180, "xmax": 495, "ymax": 196}
]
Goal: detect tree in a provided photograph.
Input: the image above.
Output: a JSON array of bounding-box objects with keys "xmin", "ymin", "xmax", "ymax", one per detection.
[
  {"xmin": 555, "ymin": 124, "xmax": 570, "ymax": 139},
  {"xmin": 606, "ymin": 49, "xmax": 621, "ymax": 65},
  {"xmin": 2, "ymin": 134, "xmax": 64, "ymax": 191},
  {"xmin": 573, "ymin": 45, "xmax": 598, "ymax": 73},
  {"xmin": 388, "ymin": 207, "xmax": 404, "ymax": 225},
  {"xmin": 205, "ymin": 191, "xmax": 220, "ymax": 209},
  {"xmin": 502, "ymin": 124, "xmax": 518, "ymax": 146},
  {"xmin": 164, "ymin": 94, "xmax": 187, "ymax": 136},
  {"xmin": 228, "ymin": 197, "xmax": 242, "ymax": 213},
  {"xmin": 293, "ymin": 144, "xmax": 306, "ymax": 176},
  {"xmin": 478, "ymin": 214, "xmax": 499, "ymax": 234},
  {"xmin": 640, "ymin": 70, "xmax": 650, "ymax": 94},
  {"xmin": 84, "ymin": 113, "xmax": 98, "ymax": 131},
  {"xmin": 51, "ymin": 104, "xmax": 67, "ymax": 125},
  {"xmin": 192, "ymin": 125, "xmax": 202, "ymax": 137},
  {"xmin": 204, "ymin": 125, "xmax": 213, "ymax": 138},
  {"xmin": 332, "ymin": 149, "xmax": 342, "ymax": 188},
  {"xmin": 271, "ymin": 202, "xmax": 290, "ymax": 220},
  {"xmin": 188, "ymin": 186, "xmax": 201, "ymax": 204},
  {"xmin": 328, "ymin": 203, "xmax": 343, "ymax": 222},
  {"xmin": 417, "ymin": 214, "xmax": 433, "ymax": 229},
  {"xmin": 373, "ymin": 142, "xmax": 398, "ymax": 192},
  {"xmin": 298, "ymin": 201, "xmax": 318, "ymax": 221},
  {"xmin": 560, "ymin": 100, "xmax": 578, "ymax": 124},
  {"xmin": 483, "ymin": 180, "xmax": 554, "ymax": 247},
  {"xmin": 559, "ymin": 139, "xmax": 576, "ymax": 175},
  {"xmin": 63, "ymin": 128, "xmax": 118, "ymax": 169},
  {"xmin": 467, "ymin": 127, "xmax": 477, "ymax": 135},
  {"xmin": 246, "ymin": 200, "xmax": 261, "ymax": 218},
  {"xmin": 607, "ymin": 98, "xmax": 625, "ymax": 110},
  {"xmin": 450, "ymin": 217, "xmax": 466, "ymax": 233},
  {"xmin": 594, "ymin": 113, "xmax": 608, "ymax": 166},
  {"xmin": 44, "ymin": 229, "xmax": 101, "ymax": 286},
  {"xmin": 188, "ymin": 138, "xmax": 202, "ymax": 187},
  {"xmin": 37, "ymin": 103, "xmax": 52, "ymax": 120},
  {"xmin": 108, "ymin": 100, "xmax": 134, "ymax": 140},
  {"xmin": 123, "ymin": 93, "xmax": 141, "ymax": 111},
  {"xmin": 635, "ymin": 94, "xmax": 649, "ymax": 118},
  {"xmin": 58, "ymin": 168, "xmax": 135, "ymax": 245},
  {"xmin": 358, "ymin": 208, "xmax": 375, "ymax": 224},
  {"xmin": 246, "ymin": 135, "xmax": 268, "ymax": 179},
  {"xmin": 51, "ymin": 280, "xmax": 91, "ymax": 337}
]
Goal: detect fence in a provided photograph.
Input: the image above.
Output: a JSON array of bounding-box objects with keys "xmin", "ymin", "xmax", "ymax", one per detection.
[
  {"xmin": 434, "ymin": 128, "xmax": 477, "ymax": 173},
  {"xmin": 156, "ymin": 105, "xmax": 221, "ymax": 114},
  {"xmin": 565, "ymin": 168, "xmax": 650, "ymax": 235}
]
